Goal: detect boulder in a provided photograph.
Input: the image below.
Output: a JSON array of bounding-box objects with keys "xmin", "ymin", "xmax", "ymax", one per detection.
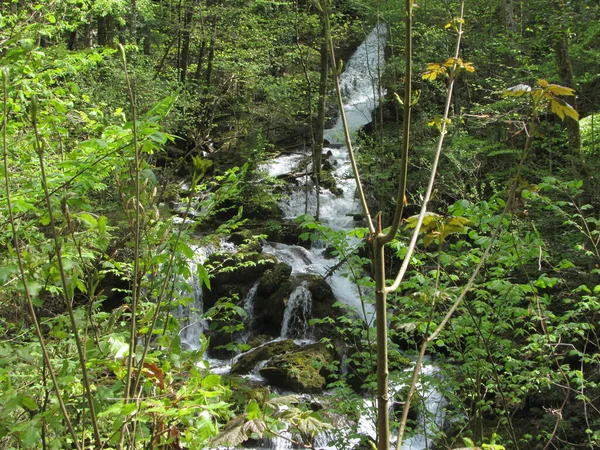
[
  {"xmin": 203, "ymin": 251, "xmax": 277, "ymax": 308},
  {"xmin": 231, "ymin": 339, "xmax": 299, "ymax": 375},
  {"xmin": 259, "ymin": 343, "xmax": 336, "ymax": 393},
  {"xmin": 253, "ymin": 264, "xmax": 294, "ymax": 336},
  {"xmin": 257, "ymin": 263, "xmax": 292, "ymax": 296}
]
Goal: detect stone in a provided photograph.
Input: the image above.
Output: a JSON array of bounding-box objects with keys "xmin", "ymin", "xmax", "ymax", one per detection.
[
  {"xmin": 259, "ymin": 343, "xmax": 335, "ymax": 393},
  {"xmin": 231, "ymin": 339, "xmax": 299, "ymax": 375}
]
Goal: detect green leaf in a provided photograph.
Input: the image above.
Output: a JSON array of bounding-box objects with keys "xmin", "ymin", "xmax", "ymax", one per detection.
[
  {"xmin": 198, "ymin": 264, "xmax": 211, "ymax": 290},
  {"xmin": 149, "ymin": 132, "xmax": 167, "ymax": 144},
  {"xmin": 78, "ymin": 213, "xmax": 98, "ymax": 228},
  {"xmin": 246, "ymin": 399, "xmax": 261, "ymax": 419},
  {"xmin": 20, "ymin": 395, "xmax": 38, "ymax": 411}
]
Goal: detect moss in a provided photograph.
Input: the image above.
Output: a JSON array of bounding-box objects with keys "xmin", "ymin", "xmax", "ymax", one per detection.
[
  {"xmin": 258, "ymin": 263, "xmax": 292, "ymax": 296},
  {"xmin": 320, "ymin": 169, "xmax": 343, "ymax": 196},
  {"xmin": 203, "ymin": 251, "xmax": 277, "ymax": 308},
  {"xmin": 259, "ymin": 343, "xmax": 336, "ymax": 393},
  {"xmin": 228, "ymin": 376, "xmax": 271, "ymax": 409},
  {"xmin": 231, "ymin": 339, "xmax": 299, "ymax": 375}
]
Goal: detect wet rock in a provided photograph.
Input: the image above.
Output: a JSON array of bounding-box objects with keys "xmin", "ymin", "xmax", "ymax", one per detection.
[
  {"xmin": 257, "ymin": 263, "xmax": 292, "ymax": 296},
  {"xmin": 259, "ymin": 343, "xmax": 335, "ymax": 393},
  {"xmin": 231, "ymin": 339, "xmax": 299, "ymax": 375},
  {"xmin": 203, "ymin": 251, "xmax": 277, "ymax": 308},
  {"xmin": 297, "ymin": 274, "xmax": 336, "ymax": 321},
  {"xmin": 253, "ymin": 263, "xmax": 294, "ymax": 336},
  {"xmin": 321, "ymin": 170, "xmax": 343, "ymax": 197}
]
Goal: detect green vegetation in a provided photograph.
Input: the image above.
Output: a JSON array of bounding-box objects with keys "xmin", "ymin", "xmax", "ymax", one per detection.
[{"xmin": 1, "ymin": 0, "xmax": 600, "ymax": 449}]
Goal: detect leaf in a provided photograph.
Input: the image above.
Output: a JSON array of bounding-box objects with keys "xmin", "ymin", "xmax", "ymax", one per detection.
[
  {"xmin": 197, "ymin": 264, "xmax": 211, "ymax": 290},
  {"xmin": 503, "ymin": 84, "xmax": 531, "ymax": 97},
  {"xmin": 548, "ymin": 84, "xmax": 575, "ymax": 96},
  {"xmin": 142, "ymin": 362, "xmax": 165, "ymax": 390},
  {"xmin": 142, "ymin": 168, "xmax": 158, "ymax": 186},
  {"xmin": 243, "ymin": 418, "xmax": 267, "ymax": 437},
  {"xmin": 210, "ymin": 416, "xmax": 247, "ymax": 447},
  {"xmin": 149, "ymin": 131, "xmax": 167, "ymax": 144},
  {"xmin": 296, "ymin": 413, "xmax": 332, "ymax": 436},
  {"xmin": 463, "ymin": 62, "xmax": 475, "ymax": 73},
  {"xmin": 20, "ymin": 395, "xmax": 38, "ymax": 411},
  {"xmin": 423, "ymin": 63, "xmax": 445, "ymax": 81},
  {"xmin": 267, "ymin": 395, "xmax": 300, "ymax": 407},
  {"xmin": 201, "ymin": 373, "xmax": 222, "ymax": 389},
  {"xmin": 550, "ymin": 98, "xmax": 579, "ymax": 121},
  {"xmin": 537, "ymin": 79, "xmax": 549, "ymax": 88},
  {"xmin": 78, "ymin": 213, "xmax": 98, "ymax": 228}
]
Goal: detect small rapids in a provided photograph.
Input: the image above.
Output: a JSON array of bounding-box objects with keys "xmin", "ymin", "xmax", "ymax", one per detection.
[{"xmin": 178, "ymin": 23, "xmax": 445, "ymax": 450}]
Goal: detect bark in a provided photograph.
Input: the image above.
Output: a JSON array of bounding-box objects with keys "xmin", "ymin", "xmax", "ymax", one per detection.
[
  {"xmin": 179, "ymin": 1, "xmax": 195, "ymax": 83},
  {"xmin": 205, "ymin": 20, "xmax": 217, "ymax": 90},
  {"xmin": 553, "ymin": 21, "xmax": 581, "ymax": 153},
  {"xmin": 194, "ymin": 41, "xmax": 206, "ymax": 80},
  {"xmin": 502, "ymin": 0, "xmax": 518, "ymax": 33},
  {"xmin": 97, "ymin": 15, "xmax": 107, "ymax": 46},
  {"xmin": 67, "ymin": 30, "xmax": 77, "ymax": 50}
]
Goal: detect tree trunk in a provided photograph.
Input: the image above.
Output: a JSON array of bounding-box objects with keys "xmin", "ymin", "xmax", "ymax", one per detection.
[
  {"xmin": 205, "ymin": 20, "xmax": 217, "ymax": 91},
  {"xmin": 67, "ymin": 30, "xmax": 77, "ymax": 50},
  {"xmin": 97, "ymin": 15, "xmax": 107, "ymax": 46},
  {"xmin": 374, "ymin": 239, "xmax": 390, "ymax": 450},
  {"xmin": 194, "ymin": 40, "xmax": 206, "ymax": 80},
  {"xmin": 179, "ymin": 1, "xmax": 194, "ymax": 83},
  {"xmin": 553, "ymin": 8, "xmax": 581, "ymax": 153},
  {"xmin": 502, "ymin": 0, "xmax": 518, "ymax": 32}
]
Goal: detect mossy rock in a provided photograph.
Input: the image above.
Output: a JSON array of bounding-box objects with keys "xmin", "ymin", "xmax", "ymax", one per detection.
[
  {"xmin": 206, "ymin": 251, "xmax": 277, "ymax": 285},
  {"xmin": 257, "ymin": 263, "xmax": 292, "ymax": 296},
  {"xmin": 252, "ymin": 264, "xmax": 294, "ymax": 336},
  {"xmin": 320, "ymin": 169, "xmax": 343, "ymax": 197},
  {"xmin": 259, "ymin": 343, "xmax": 336, "ymax": 393},
  {"xmin": 231, "ymin": 339, "xmax": 299, "ymax": 375},
  {"xmin": 203, "ymin": 251, "xmax": 277, "ymax": 308},
  {"xmin": 269, "ymin": 220, "xmax": 309, "ymax": 247}
]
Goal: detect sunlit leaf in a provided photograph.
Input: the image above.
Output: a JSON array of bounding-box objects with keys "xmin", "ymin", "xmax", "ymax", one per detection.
[
  {"xmin": 503, "ymin": 84, "xmax": 531, "ymax": 97},
  {"xmin": 548, "ymin": 84, "xmax": 575, "ymax": 96}
]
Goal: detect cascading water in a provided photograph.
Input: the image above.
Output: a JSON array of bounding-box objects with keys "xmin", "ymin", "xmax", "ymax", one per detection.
[
  {"xmin": 176, "ymin": 240, "xmax": 235, "ymax": 350},
  {"xmin": 259, "ymin": 24, "xmax": 446, "ymax": 449},
  {"xmin": 280, "ymin": 283, "xmax": 312, "ymax": 339},
  {"xmin": 179, "ymin": 23, "xmax": 444, "ymax": 450}
]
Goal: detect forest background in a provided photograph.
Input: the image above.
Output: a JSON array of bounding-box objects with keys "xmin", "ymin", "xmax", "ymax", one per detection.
[{"xmin": 1, "ymin": 0, "xmax": 600, "ymax": 449}]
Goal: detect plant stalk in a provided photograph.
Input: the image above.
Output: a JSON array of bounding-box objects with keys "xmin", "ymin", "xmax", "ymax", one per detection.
[
  {"xmin": 32, "ymin": 96, "xmax": 102, "ymax": 449},
  {"xmin": 2, "ymin": 70, "xmax": 82, "ymax": 450}
]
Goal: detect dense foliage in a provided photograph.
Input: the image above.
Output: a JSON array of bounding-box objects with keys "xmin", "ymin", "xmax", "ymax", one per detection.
[{"xmin": 1, "ymin": 0, "xmax": 599, "ymax": 449}]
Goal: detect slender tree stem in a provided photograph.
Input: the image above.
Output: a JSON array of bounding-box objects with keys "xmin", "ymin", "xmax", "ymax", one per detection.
[
  {"xmin": 386, "ymin": 1, "xmax": 465, "ymax": 293},
  {"xmin": 119, "ymin": 41, "xmax": 142, "ymax": 449},
  {"xmin": 32, "ymin": 97, "xmax": 102, "ymax": 449}
]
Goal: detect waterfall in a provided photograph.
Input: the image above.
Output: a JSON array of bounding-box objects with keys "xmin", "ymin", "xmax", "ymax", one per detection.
[
  {"xmin": 177, "ymin": 259, "xmax": 206, "ymax": 350},
  {"xmin": 327, "ymin": 24, "xmax": 387, "ymax": 144},
  {"xmin": 177, "ymin": 239, "xmax": 235, "ymax": 350},
  {"xmin": 280, "ymin": 284, "xmax": 312, "ymax": 339},
  {"xmin": 242, "ymin": 281, "xmax": 259, "ymax": 342},
  {"xmin": 180, "ymin": 23, "xmax": 445, "ymax": 450}
]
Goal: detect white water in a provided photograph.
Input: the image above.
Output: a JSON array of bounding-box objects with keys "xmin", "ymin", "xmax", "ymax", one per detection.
[
  {"xmin": 177, "ymin": 239, "xmax": 235, "ymax": 350},
  {"xmin": 280, "ymin": 283, "xmax": 312, "ymax": 339},
  {"xmin": 259, "ymin": 24, "xmax": 445, "ymax": 450},
  {"xmin": 179, "ymin": 24, "xmax": 445, "ymax": 450}
]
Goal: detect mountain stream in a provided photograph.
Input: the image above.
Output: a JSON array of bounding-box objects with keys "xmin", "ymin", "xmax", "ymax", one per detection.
[{"xmin": 180, "ymin": 24, "xmax": 445, "ymax": 449}]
